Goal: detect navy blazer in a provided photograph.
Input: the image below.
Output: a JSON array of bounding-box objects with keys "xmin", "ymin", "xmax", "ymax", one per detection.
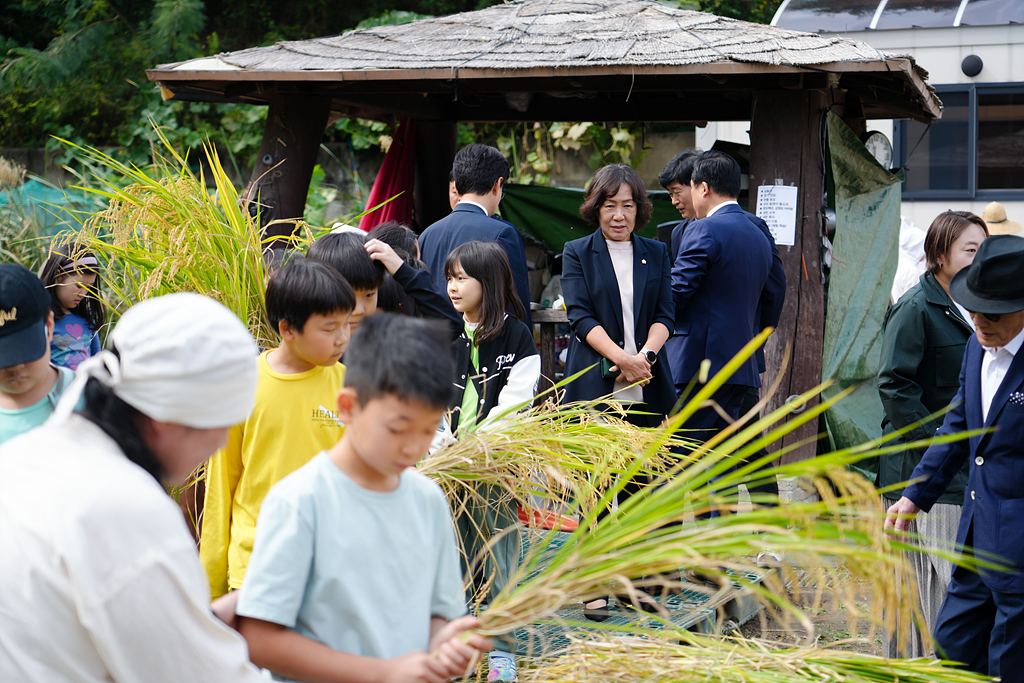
[
  {"xmin": 560, "ymin": 230, "xmax": 676, "ymax": 414},
  {"xmin": 903, "ymin": 335, "xmax": 1024, "ymax": 593},
  {"xmin": 668, "ymin": 214, "xmax": 785, "ymax": 374},
  {"xmin": 418, "ymin": 203, "xmax": 532, "ymax": 326},
  {"xmin": 668, "ymin": 203, "xmax": 772, "ymax": 388}
]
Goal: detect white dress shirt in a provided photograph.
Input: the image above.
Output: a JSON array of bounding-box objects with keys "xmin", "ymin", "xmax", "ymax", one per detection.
[
  {"xmin": 606, "ymin": 239, "xmax": 643, "ymax": 404},
  {"xmin": 705, "ymin": 199, "xmax": 739, "ymax": 218},
  {"xmin": 456, "ymin": 199, "xmax": 490, "ymax": 215},
  {"xmin": 980, "ymin": 326, "xmax": 1024, "ymax": 422}
]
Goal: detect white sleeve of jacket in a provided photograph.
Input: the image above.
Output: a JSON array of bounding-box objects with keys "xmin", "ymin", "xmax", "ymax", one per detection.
[{"xmin": 478, "ymin": 354, "xmax": 541, "ymax": 432}]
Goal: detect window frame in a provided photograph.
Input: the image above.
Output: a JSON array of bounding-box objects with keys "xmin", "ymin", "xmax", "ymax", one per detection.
[{"xmin": 895, "ymin": 81, "xmax": 1024, "ymax": 202}]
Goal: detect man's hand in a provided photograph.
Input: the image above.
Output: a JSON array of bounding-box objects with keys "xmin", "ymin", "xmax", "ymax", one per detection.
[
  {"xmin": 383, "ymin": 651, "xmax": 451, "ymax": 683},
  {"xmin": 884, "ymin": 496, "xmax": 921, "ymax": 535},
  {"xmin": 210, "ymin": 590, "xmax": 240, "ymax": 630},
  {"xmin": 612, "ymin": 352, "xmax": 652, "ymax": 385},
  {"xmin": 365, "ymin": 238, "xmax": 405, "ymax": 275},
  {"xmin": 428, "ymin": 615, "xmax": 493, "ymax": 679}
]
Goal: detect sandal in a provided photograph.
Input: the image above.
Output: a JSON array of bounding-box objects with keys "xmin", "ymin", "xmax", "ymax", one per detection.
[{"xmin": 583, "ymin": 597, "xmax": 612, "ymax": 622}]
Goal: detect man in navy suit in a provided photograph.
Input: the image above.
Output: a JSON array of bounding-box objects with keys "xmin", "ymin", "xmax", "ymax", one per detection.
[
  {"xmin": 668, "ymin": 151, "xmax": 774, "ymax": 443},
  {"xmin": 661, "ymin": 149, "xmax": 786, "ymax": 502},
  {"xmin": 419, "ymin": 144, "xmax": 532, "ymax": 326},
  {"xmin": 886, "ymin": 236, "xmax": 1024, "ymax": 678}
]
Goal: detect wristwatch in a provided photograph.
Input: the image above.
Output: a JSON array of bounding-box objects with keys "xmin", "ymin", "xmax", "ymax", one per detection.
[{"xmin": 641, "ymin": 348, "xmax": 657, "ymax": 365}]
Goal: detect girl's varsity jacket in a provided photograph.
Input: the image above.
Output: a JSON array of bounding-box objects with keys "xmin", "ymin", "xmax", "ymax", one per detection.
[{"xmin": 449, "ymin": 317, "xmax": 541, "ymax": 432}]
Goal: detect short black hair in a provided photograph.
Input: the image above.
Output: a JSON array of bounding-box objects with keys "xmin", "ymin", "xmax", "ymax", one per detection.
[
  {"xmin": 307, "ymin": 232, "xmax": 386, "ymax": 292},
  {"xmin": 367, "ymin": 221, "xmax": 419, "ymax": 261},
  {"xmin": 452, "ymin": 144, "xmax": 509, "ymax": 196},
  {"xmin": 658, "ymin": 148, "xmax": 702, "ymax": 188},
  {"xmin": 691, "ymin": 150, "xmax": 741, "ymax": 199},
  {"xmin": 266, "ymin": 255, "xmax": 356, "ymax": 334},
  {"xmin": 344, "ymin": 313, "xmax": 453, "ymax": 409}
]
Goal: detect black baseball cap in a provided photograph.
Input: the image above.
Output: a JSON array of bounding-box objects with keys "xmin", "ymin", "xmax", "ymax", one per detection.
[{"xmin": 0, "ymin": 264, "xmax": 51, "ymax": 369}]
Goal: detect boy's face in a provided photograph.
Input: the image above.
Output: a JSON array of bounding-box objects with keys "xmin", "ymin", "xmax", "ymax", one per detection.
[
  {"xmin": 666, "ymin": 181, "xmax": 695, "ymax": 220},
  {"xmin": 53, "ymin": 272, "xmax": 97, "ymax": 313},
  {"xmin": 0, "ymin": 313, "xmax": 55, "ymax": 398},
  {"xmin": 349, "ymin": 288, "xmax": 378, "ymax": 334},
  {"xmin": 283, "ymin": 310, "xmax": 352, "ymax": 366},
  {"xmin": 337, "ymin": 389, "xmax": 445, "ymax": 483}
]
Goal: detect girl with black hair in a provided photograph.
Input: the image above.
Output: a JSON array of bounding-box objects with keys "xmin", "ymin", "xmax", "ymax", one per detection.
[
  {"xmin": 442, "ymin": 240, "xmax": 540, "ymax": 683},
  {"xmin": 39, "ymin": 241, "xmax": 106, "ymax": 370}
]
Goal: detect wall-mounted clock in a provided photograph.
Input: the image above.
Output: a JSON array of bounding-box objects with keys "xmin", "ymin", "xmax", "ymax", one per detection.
[{"xmin": 863, "ymin": 131, "xmax": 893, "ymax": 170}]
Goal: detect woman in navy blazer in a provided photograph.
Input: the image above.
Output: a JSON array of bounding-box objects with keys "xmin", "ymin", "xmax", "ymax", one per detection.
[
  {"xmin": 561, "ymin": 164, "xmax": 676, "ymax": 417},
  {"xmin": 560, "ymin": 165, "xmax": 676, "ymax": 621}
]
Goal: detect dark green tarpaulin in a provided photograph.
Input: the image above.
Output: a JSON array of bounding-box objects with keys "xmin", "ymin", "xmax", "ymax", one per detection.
[
  {"xmin": 821, "ymin": 112, "xmax": 902, "ymax": 478},
  {"xmin": 500, "ymin": 183, "xmax": 684, "ymax": 253},
  {"xmin": 0, "ymin": 178, "xmax": 96, "ymax": 235}
]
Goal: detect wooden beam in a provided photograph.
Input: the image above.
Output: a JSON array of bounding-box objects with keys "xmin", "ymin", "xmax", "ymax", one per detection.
[
  {"xmin": 243, "ymin": 94, "xmax": 330, "ymax": 243},
  {"xmin": 413, "ymin": 121, "xmax": 457, "ymax": 232},
  {"xmin": 749, "ymin": 89, "xmax": 829, "ymax": 465}
]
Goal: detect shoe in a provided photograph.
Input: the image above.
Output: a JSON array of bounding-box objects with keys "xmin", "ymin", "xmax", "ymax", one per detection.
[
  {"xmin": 488, "ymin": 650, "xmax": 517, "ymax": 682},
  {"xmin": 756, "ymin": 548, "xmax": 782, "ymax": 568},
  {"xmin": 582, "ymin": 597, "xmax": 612, "ymax": 622},
  {"xmin": 616, "ymin": 590, "xmax": 665, "ymax": 615},
  {"xmin": 683, "ymin": 568, "xmax": 730, "ymax": 589}
]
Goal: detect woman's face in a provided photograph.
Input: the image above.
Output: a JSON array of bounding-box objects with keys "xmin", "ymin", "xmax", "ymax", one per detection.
[
  {"xmin": 940, "ymin": 224, "xmax": 987, "ymax": 282},
  {"xmin": 598, "ymin": 183, "xmax": 637, "ymax": 243}
]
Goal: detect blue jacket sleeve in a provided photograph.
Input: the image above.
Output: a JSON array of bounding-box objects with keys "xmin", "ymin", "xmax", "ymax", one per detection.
[
  {"xmin": 497, "ymin": 226, "xmax": 533, "ymax": 327},
  {"xmin": 560, "ymin": 241, "xmax": 603, "ymax": 342},
  {"xmin": 392, "ymin": 262, "xmax": 462, "ymax": 339},
  {"xmin": 901, "ymin": 350, "xmax": 971, "ymax": 512},
  {"xmin": 672, "ymin": 221, "xmax": 714, "ymax": 314}
]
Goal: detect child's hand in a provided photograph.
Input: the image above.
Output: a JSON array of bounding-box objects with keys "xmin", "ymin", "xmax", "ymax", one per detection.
[
  {"xmin": 210, "ymin": 590, "xmax": 240, "ymax": 630},
  {"xmin": 429, "ymin": 615, "xmax": 493, "ymax": 678},
  {"xmin": 365, "ymin": 239, "xmax": 405, "ymax": 275},
  {"xmin": 384, "ymin": 651, "xmax": 451, "ymax": 683}
]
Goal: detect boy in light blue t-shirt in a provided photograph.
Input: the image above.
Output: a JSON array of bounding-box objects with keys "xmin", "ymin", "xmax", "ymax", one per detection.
[
  {"xmin": 0, "ymin": 264, "xmax": 76, "ymax": 446},
  {"xmin": 237, "ymin": 314, "xmax": 493, "ymax": 683}
]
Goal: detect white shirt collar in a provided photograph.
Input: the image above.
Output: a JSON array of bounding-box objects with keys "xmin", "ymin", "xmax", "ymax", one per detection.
[
  {"xmin": 705, "ymin": 200, "xmax": 739, "ymax": 218},
  {"xmin": 456, "ymin": 199, "xmax": 490, "ymax": 216},
  {"xmin": 983, "ymin": 324, "xmax": 1024, "ymax": 357}
]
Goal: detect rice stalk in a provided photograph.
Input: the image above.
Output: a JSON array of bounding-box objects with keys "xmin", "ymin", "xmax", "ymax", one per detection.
[{"xmin": 523, "ymin": 633, "xmax": 992, "ymax": 682}]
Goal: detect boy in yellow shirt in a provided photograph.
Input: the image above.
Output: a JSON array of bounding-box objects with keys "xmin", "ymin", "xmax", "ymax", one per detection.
[{"xmin": 201, "ymin": 256, "xmax": 355, "ymax": 597}]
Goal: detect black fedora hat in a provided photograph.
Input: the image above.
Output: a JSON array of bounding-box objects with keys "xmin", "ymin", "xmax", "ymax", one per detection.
[{"xmin": 950, "ymin": 234, "xmax": 1024, "ymax": 315}]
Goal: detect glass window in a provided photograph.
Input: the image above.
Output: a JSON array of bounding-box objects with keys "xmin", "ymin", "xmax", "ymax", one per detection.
[
  {"xmin": 875, "ymin": 0, "xmax": 962, "ymax": 29},
  {"xmin": 903, "ymin": 90, "xmax": 970, "ymax": 194},
  {"xmin": 977, "ymin": 91, "xmax": 1024, "ymax": 190},
  {"xmin": 773, "ymin": 0, "xmax": 880, "ymax": 33},
  {"xmin": 961, "ymin": 0, "xmax": 1024, "ymax": 27}
]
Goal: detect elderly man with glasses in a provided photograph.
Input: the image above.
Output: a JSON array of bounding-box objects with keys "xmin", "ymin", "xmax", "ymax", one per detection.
[{"xmin": 886, "ymin": 235, "xmax": 1024, "ymax": 679}]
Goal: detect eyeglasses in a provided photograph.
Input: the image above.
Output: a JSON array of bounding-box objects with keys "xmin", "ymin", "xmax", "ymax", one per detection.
[{"xmin": 968, "ymin": 310, "xmax": 1002, "ymax": 323}]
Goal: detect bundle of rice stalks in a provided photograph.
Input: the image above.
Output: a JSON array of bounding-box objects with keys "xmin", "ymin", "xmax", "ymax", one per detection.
[
  {"xmin": 57, "ymin": 131, "xmax": 314, "ymax": 348},
  {"xmin": 524, "ymin": 634, "xmax": 991, "ymax": 682},
  {"xmin": 447, "ymin": 333, "xmax": 994, "ymax": 648}
]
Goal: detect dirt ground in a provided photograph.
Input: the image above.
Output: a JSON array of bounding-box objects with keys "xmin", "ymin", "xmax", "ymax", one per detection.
[{"xmin": 738, "ymin": 575, "xmax": 884, "ymax": 655}]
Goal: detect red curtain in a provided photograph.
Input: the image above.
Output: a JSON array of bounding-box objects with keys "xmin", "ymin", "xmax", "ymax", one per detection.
[{"xmin": 357, "ymin": 118, "xmax": 416, "ymax": 232}]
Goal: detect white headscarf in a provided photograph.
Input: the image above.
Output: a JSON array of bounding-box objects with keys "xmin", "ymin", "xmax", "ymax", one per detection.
[{"xmin": 52, "ymin": 293, "xmax": 258, "ymax": 428}]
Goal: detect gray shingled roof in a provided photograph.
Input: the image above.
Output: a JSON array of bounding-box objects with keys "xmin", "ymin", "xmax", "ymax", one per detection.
[{"xmin": 159, "ymin": 0, "xmax": 917, "ymax": 74}]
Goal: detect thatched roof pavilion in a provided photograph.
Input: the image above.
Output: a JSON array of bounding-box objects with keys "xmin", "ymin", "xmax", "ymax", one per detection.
[
  {"xmin": 150, "ymin": 0, "xmax": 939, "ymax": 124},
  {"xmin": 146, "ymin": 0, "xmax": 943, "ymax": 464}
]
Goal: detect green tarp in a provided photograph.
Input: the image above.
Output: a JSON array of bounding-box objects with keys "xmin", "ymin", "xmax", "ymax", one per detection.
[
  {"xmin": 821, "ymin": 112, "xmax": 903, "ymax": 479},
  {"xmin": 500, "ymin": 182, "xmax": 684, "ymax": 253},
  {"xmin": 0, "ymin": 178, "xmax": 97, "ymax": 235}
]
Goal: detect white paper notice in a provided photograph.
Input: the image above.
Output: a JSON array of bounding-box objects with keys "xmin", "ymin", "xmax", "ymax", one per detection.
[{"xmin": 755, "ymin": 185, "xmax": 798, "ymax": 247}]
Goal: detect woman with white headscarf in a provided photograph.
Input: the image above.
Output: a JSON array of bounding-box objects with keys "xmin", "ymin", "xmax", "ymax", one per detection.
[{"xmin": 0, "ymin": 293, "xmax": 266, "ymax": 683}]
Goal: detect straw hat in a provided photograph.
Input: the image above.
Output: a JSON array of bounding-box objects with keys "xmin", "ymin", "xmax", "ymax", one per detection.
[{"xmin": 982, "ymin": 201, "xmax": 1023, "ymax": 236}]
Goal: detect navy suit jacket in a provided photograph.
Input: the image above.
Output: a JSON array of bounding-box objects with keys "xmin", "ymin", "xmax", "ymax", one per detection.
[
  {"xmin": 560, "ymin": 231, "xmax": 676, "ymax": 414},
  {"xmin": 667, "ymin": 203, "xmax": 773, "ymax": 388},
  {"xmin": 903, "ymin": 335, "xmax": 1024, "ymax": 593},
  {"xmin": 418, "ymin": 203, "xmax": 532, "ymax": 326},
  {"xmin": 669, "ymin": 214, "xmax": 785, "ymax": 375}
]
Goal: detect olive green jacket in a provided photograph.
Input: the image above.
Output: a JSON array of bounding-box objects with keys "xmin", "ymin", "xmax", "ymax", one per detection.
[{"xmin": 876, "ymin": 272, "xmax": 971, "ymax": 504}]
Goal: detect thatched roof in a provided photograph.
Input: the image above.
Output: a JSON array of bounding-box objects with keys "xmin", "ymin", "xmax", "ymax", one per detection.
[{"xmin": 147, "ymin": 0, "xmax": 940, "ymax": 123}]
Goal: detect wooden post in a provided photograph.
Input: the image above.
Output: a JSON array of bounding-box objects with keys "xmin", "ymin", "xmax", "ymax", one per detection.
[
  {"xmin": 244, "ymin": 94, "xmax": 331, "ymax": 243},
  {"xmin": 413, "ymin": 121, "xmax": 458, "ymax": 232},
  {"xmin": 749, "ymin": 90, "xmax": 829, "ymax": 465},
  {"xmin": 532, "ymin": 308, "xmax": 568, "ymax": 403}
]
